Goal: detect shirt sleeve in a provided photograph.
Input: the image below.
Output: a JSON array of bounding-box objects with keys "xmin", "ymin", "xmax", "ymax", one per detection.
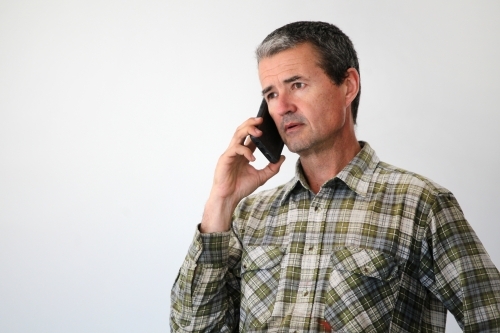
[
  {"xmin": 419, "ymin": 192, "xmax": 500, "ymax": 332},
  {"xmin": 170, "ymin": 225, "xmax": 242, "ymax": 332}
]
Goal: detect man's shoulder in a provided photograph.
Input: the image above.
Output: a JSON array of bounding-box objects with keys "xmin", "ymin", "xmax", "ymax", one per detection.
[
  {"xmin": 243, "ymin": 180, "xmax": 291, "ymax": 206},
  {"xmin": 374, "ymin": 160, "xmax": 451, "ymax": 198},
  {"xmin": 234, "ymin": 178, "xmax": 294, "ymax": 217}
]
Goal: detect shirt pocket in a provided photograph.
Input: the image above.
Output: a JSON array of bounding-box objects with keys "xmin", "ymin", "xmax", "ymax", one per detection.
[
  {"xmin": 324, "ymin": 247, "xmax": 400, "ymax": 333},
  {"xmin": 240, "ymin": 245, "xmax": 284, "ymax": 328}
]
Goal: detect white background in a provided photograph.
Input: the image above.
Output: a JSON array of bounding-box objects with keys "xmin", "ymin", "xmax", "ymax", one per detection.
[{"xmin": 1, "ymin": 1, "xmax": 499, "ymax": 332}]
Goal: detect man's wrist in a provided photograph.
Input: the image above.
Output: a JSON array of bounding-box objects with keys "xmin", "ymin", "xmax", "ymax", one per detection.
[{"xmin": 200, "ymin": 195, "xmax": 236, "ymax": 233}]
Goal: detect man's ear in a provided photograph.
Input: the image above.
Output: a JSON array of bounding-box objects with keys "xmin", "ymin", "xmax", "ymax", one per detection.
[{"xmin": 344, "ymin": 68, "xmax": 360, "ymax": 107}]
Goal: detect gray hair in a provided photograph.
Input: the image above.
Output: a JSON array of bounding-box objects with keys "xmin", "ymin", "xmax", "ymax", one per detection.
[{"xmin": 256, "ymin": 21, "xmax": 361, "ymax": 124}]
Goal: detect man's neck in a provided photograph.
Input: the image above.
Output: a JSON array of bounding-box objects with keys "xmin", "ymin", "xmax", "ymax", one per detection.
[{"xmin": 299, "ymin": 137, "xmax": 361, "ymax": 194}]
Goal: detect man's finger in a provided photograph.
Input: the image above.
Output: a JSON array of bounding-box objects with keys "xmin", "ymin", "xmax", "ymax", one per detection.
[
  {"xmin": 244, "ymin": 136, "xmax": 257, "ymax": 152},
  {"xmin": 233, "ymin": 145, "xmax": 256, "ymax": 162},
  {"xmin": 257, "ymin": 155, "xmax": 286, "ymax": 184},
  {"xmin": 232, "ymin": 118, "xmax": 263, "ymax": 146}
]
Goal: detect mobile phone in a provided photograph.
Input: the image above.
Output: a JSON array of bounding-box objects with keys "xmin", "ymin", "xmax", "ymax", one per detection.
[{"xmin": 250, "ymin": 99, "xmax": 284, "ymax": 164}]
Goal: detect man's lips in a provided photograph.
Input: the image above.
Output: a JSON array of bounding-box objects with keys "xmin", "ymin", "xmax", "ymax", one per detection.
[{"xmin": 284, "ymin": 122, "xmax": 302, "ymax": 133}]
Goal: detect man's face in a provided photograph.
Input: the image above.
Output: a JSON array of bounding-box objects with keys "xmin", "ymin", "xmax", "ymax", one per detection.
[{"xmin": 258, "ymin": 43, "xmax": 353, "ymax": 156}]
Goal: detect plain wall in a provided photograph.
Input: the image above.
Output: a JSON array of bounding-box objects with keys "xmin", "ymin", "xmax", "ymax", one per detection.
[{"xmin": 1, "ymin": 1, "xmax": 499, "ymax": 332}]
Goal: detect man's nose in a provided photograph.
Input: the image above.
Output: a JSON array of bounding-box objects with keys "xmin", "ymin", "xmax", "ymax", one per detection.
[{"xmin": 271, "ymin": 92, "xmax": 297, "ymax": 117}]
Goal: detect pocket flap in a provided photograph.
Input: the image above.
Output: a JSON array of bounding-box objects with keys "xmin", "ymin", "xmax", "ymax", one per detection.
[
  {"xmin": 242, "ymin": 246, "xmax": 284, "ymax": 273},
  {"xmin": 330, "ymin": 247, "xmax": 399, "ymax": 281}
]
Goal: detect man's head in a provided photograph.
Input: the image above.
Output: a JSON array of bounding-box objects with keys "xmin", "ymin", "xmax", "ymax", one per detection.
[{"xmin": 256, "ymin": 21, "xmax": 361, "ymax": 124}]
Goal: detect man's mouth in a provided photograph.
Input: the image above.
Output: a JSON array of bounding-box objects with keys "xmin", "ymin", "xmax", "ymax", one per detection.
[{"xmin": 284, "ymin": 122, "xmax": 302, "ymax": 133}]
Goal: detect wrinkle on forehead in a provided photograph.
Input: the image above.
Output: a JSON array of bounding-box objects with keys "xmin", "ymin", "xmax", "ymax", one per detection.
[
  {"xmin": 258, "ymin": 43, "xmax": 322, "ymax": 87},
  {"xmin": 259, "ymin": 60, "xmax": 302, "ymax": 83}
]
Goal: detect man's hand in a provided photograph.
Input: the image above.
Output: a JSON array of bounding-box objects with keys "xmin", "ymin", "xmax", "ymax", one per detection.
[{"xmin": 200, "ymin": 117, "xmax": 285, "ymax": 233}]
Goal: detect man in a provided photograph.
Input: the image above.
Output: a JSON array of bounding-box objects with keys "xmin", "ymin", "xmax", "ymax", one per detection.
[{"xmin": 170, "ymin": 21, "xmax": 500, "ymax": 332}]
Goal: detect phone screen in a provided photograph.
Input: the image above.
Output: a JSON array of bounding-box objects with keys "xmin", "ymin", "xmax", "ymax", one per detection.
[{"xmin": 250, "ymin": 99, "xmax": 284, "ymax": 163}]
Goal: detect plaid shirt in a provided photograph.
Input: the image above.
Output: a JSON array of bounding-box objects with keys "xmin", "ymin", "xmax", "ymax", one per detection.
[{"xmin": 171, "ymin": 142, "xmax": 500, "ymax": 332}]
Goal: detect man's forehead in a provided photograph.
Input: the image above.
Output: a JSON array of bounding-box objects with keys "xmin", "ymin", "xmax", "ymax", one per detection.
[
  {"xmin": 259, "ymin": 61, "xmax": 302, "ymax": 79},
  {"xmin": 258, "ymin": 45, "xmax": 321, "ymax": 85}
]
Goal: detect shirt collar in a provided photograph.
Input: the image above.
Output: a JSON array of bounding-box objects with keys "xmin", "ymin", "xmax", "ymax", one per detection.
[{"xmin": 279, "ymin": 141, "xmax": 379, "ymax": 204}]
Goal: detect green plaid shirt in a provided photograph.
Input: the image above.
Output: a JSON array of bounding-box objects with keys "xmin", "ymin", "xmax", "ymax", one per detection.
[{"xmin": 171, "ymin": 142, "xmax": 500, "ymax": 332}]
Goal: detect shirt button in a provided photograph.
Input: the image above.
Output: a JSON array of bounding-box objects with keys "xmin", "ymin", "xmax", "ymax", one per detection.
[
  {"xmin": 303, "ymin": 291, "xmax": 308, "ymax": 296},
  {"xmin": 308, "ymin": 246, "xmax": 314, "ymax": 251}
]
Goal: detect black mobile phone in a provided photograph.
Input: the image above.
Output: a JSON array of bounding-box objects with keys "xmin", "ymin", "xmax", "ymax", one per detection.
[{"xmin": 250, "ymin": 99, "xmax": 284, "ymax": 164}]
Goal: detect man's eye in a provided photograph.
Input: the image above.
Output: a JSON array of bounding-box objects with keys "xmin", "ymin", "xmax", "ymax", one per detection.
[
  {"xmin": 292, "ymin": 82, "xmax": 305, "ymax": 89},
  {"xmin": 266, "ymin": 92, "xmax": 277, "ymax": 100}
]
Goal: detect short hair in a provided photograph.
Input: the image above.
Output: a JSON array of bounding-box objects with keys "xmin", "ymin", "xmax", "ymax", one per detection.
[{"xmin": 256, "ymin": 21, "xmax": 361, "ymax": 124}]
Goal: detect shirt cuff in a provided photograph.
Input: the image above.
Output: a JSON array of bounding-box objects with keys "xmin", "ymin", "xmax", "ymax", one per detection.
[{"xmin": 188, "ymin": 224, "xmax": 232, "ymax": 266}]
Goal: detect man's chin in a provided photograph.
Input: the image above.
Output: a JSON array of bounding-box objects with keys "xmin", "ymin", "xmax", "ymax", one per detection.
[{"xmin": 285, "ymin": 141, "xmax": 310, "ymax": 155}]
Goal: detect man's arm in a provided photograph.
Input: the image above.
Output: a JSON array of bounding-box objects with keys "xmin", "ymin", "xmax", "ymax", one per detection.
[
  {"xmin": 170, "ymin": 117, "xmax": 285, "ymax": 332},
  {"xmin": 201, "ymin": 117, "xmax": 285, "ymax": 233},
  {"xmin": 170, "ymin": 227, "xmax": 242, "ymax": 332},
  {"xmin": 419, "ymin": 192, "xmax": 500, "ymax": 332}
]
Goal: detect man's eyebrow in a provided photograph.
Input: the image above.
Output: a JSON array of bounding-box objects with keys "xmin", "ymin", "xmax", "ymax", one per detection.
[
  {"xmin": 283, "ymin": 75, "xmax": 302, "ymax": 84},
  {"xmin": 261, "ymin": 75, "xmax": 303, "ymax": 96},
  {"xmin": 261, "ymin": 86, "xmax": 273, "ymax": 96}
]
